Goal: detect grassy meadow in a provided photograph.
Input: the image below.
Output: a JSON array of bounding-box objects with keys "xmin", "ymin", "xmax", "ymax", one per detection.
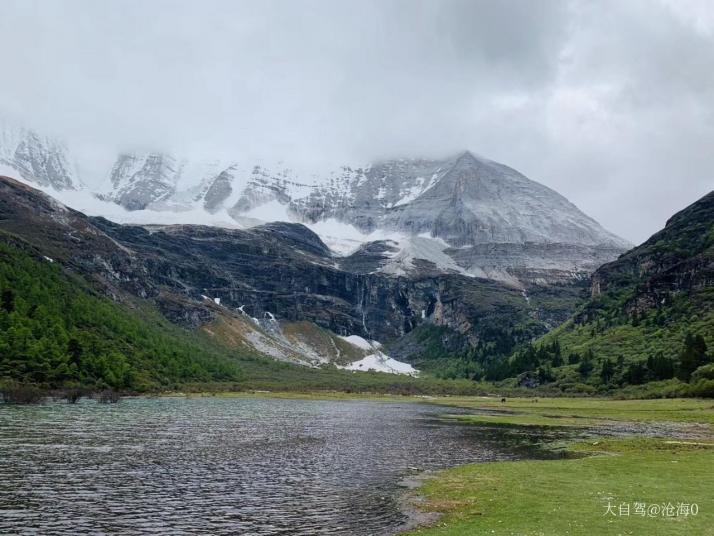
[{"xmin": 402, "ymin": 397, "xmax": 714, "ymax": 536}]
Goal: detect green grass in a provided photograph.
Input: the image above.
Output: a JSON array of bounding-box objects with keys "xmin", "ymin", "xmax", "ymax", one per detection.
[
  {"xmin": 428, "ymin": 396, "xmax": 714, "ymax": 426},
  {"xmin": 403, "ymin": 438, "xmax": 714, "ymax": 536},
  {"xmin": 401, "ymin": 397, "xmax": 714, "ymax": 535}
]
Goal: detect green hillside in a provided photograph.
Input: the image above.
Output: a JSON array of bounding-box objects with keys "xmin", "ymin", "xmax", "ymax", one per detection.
[
  {"xmin": 500, "ymin": 191, "xmax": 714, "ymax": 396},
  {"xmin": 0, "ymin": 240, "xmax": 245, "ymax": 390},
  {"xmin": 0, "ymin": 239, "xmax": 491, "ymax": 396}
]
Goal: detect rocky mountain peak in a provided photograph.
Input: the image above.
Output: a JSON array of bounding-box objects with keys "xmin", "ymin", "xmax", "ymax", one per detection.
[
  {"xmin": 108, "ymin": 152, "xmax": 179, "ymax": 210},
  {"xmin": 455, "ymin": 149, "xmax": 480, "ymax": 163},
  {"xmin": 0, "ymin": 121, "xmax": 80, "ymax": 191},
  {"xmin": 0, "ymin": 119, "xmax": 632, "ymax": 286}
]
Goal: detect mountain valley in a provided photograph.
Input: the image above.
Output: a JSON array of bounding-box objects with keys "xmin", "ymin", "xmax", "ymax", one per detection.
[{"xmin": 0, "ymin": 120, "xmax": 711, "ymax": 396}]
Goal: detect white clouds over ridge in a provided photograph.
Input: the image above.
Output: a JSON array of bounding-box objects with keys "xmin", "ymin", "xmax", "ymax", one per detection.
[{"xmin": 1, "ymin": 0, "xmax": 712, "ymax": 242}]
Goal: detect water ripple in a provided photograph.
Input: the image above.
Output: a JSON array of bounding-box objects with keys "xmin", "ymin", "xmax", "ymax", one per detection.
[{"xmin": 0, "ymin": 397, "xmax": 519, "ymax": 535}]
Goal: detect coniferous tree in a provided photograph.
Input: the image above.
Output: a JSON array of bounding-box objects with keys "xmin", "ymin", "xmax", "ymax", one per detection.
[
  {"xmin": 1, "ymin": 289, "xmax": 14, "ymax": 313},
  {"xmin": 600, "ymin": 358, "xmax": 615, "ymax": 384},
  {"xmin": 647, "ymin": 353, "xmax": 675, "ymax": 381},
  {"xmin": 578, "ymin": 351, "xmax": 594, "ymax": 377},
  {"xmin": 624, "ymin": 361, "xmax": 647, "ymax": 385},
  {"xmin": 678, "ymin": 333, "xmax": 709, "ymax": 381}
]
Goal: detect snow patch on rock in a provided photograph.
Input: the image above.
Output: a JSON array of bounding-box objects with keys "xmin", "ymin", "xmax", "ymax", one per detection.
[
  {"xmin": 243, "ymin": 199, "xmax": 294, "ymax": 223},
  {"xmin": 379, "ymin": 235, "xmax": 472, "ymax": 277},
  {"xmin": 339, "ymin": 334, "xmax": 378, "ymax": 351},
  {"xmin": 338, "ymin": 334, "xmax": 417, "ymax": 375},
  {"xmin": 340, "ymin": 352, "xmax": 418, "ymax": 376}
]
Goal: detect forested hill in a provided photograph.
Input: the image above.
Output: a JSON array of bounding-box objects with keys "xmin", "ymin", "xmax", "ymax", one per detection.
[
  {"xmin": 502, "ymin": 190, "xmax": 714, "ymax": 395},
  {"xmin": 0, "ymin": 240, "xmax": 244, "ymax": 390},
  {"xmin": 591, "ymin": 189, "xmax": 714, "ymax": 305}
]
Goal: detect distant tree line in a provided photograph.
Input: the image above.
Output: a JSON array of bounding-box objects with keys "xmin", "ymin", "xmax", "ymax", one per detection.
[{"xmin": 502, "ymin": 332, "xmax": 711, "ymax": 389}]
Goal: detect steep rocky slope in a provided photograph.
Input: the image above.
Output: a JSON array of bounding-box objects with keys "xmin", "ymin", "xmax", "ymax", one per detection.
[
  {"xmin": 521, "ymin": 190, "xmax": 714, "ymax": 392},
  {"xmin": 0, "ymin": 119, "xmax": 629, "ymax": 287},
  {"xmin": 0, "ymin": 175, "xmax": 580, "ymax": 371},
  {"xmin": 0, "ymin": 122, "xmax": 80, "ymax": 190},
  {"xmin": 100, "ymin": 150, "xmax": 628, "ymax": 285},
  {"xmin": 589, "ymin": 190, "xmax": 714, "ymax": 312}
]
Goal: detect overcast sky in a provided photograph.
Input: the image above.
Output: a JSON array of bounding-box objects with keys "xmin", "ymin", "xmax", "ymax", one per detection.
[{"xmin": 1, "ymin": 0, "xmax": 713, "ymax": 243}]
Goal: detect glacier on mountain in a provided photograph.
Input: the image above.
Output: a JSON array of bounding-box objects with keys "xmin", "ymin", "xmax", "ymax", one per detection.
[{"xmin": 0, "ymin": 120, "xmax": 631, "ymax": 286}]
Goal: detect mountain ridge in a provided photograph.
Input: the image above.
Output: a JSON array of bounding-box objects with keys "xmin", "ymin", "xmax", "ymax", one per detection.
[
  {"xmin": 512, "ymin": 189, "xmax": 714, "ymax": 394},
  {"xmin": 0, "ymin": 174, "xmax": 584, "ymax": 374},
  {"xmin": 0, "ymin": 121, "xmax": 630, "ymax": 287}
]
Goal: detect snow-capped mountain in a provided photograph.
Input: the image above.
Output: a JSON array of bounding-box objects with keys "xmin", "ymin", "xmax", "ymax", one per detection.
[
  {"xmin": 0, "ymin": 122, "xmax": 80, "ymax": 191},
  {"xmin": 99, "ymin": 149, "xmax": 629, "ymax": 284},
  {"xmin": 106, "ymin": 153, "xmax": 179, "ymax": 210},
  {"xmin": 365, "ymin": 152, "xmax": 626, "ymax": 248},
  {"xmin": 0, "ymin": 120, "xmax": 631, "ymax": 286}
]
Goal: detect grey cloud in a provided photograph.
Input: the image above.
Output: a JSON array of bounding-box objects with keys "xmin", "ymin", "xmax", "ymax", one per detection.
[{"xmin": 0, "ymin": 0, "xmax": 712, "ymax": 243}]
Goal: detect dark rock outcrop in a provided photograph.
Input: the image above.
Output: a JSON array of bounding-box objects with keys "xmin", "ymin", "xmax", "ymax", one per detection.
[
  {"xmin": 589, "ymin": 190, "xmax": 714, "ymax": 315},
  {"xmin": 0, "ymin": 175, "xmax": 580, "ymax": 352}
]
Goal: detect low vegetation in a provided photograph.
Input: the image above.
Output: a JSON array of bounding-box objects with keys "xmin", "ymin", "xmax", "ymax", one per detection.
[
  {"xmin": 403, "ymin": 397, "xmax": 714, "ymax": 536},
  {"xmin": 430, "ymin": 395, "xmax": 714, "ymax": 426},
  {"xmin": 388, "ymin": 310, "xmax": 714, "ymax": 398},
  {"xmin": 405, "ymin": 438, "xmax": 714, "ymax": 536}
]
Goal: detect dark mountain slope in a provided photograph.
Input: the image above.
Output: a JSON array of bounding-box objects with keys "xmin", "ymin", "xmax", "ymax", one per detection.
[
  {"xmin": 512, "ymin": 191, "xmax": 714, "ymax": 394},
  {"xmin": 0, "ymin": 178, "xmax": 506, "ymax": 393},
  {"xmin": 0, "ymin": 237, "xmax": 498, "ymax": 394},
  {"xmin": 0, "ymin": 176, "xmax": 580, "ymax": 369},
  {"xmin": 590, "ymin": 190, "xmax": 714, "ymax": 311}
]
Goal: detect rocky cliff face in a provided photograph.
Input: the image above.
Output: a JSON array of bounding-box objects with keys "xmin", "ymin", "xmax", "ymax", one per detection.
[
  {"xmin": 589, "ymin": 190, "xmax": 714, "ymax": 316},
  {"xmin": 107, "ymin": 153, "xmax": 179, "ymax": 210},
  {"xmin": 99, "ymin": 151, "xmax": 631, "ymax": 286},
  {"xmin": 0, "ymin": 123, "xmax": 80, "ymax": 191},
  {"xmin": 0, "ymin": 119, "xmax": 629, "ymax": 287},
  {"xmin": 0, "ymin": 175, "xmax": 573, "ymax": 364}
]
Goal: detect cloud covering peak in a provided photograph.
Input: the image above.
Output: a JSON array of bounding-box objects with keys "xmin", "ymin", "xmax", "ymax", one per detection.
[{"xmin": 1, "ymin": 0, "xmax": 712, "ymax": 242}]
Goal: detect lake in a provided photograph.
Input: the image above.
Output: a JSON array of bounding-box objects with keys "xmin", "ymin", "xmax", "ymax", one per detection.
[{"xmin": 0, "ymin": 396, "xmax": 543, "ymax": 535}]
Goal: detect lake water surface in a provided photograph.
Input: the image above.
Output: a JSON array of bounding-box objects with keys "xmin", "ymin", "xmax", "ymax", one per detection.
[{"xmin": 0, "ymin": 397, "xmax": 539, "ymax": 535}]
